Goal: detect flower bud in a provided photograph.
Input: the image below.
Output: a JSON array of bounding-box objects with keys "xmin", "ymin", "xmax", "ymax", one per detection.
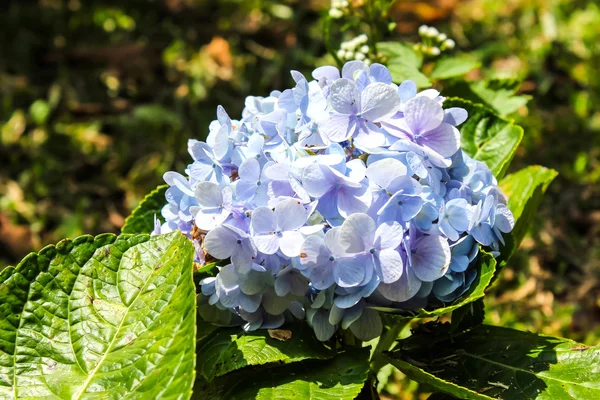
[
  {"xmin": 444, "ymin": 39, "xmax": 455, "ymax": 49},
  {"xmin": 427, "ymin": 27, "xmax": 439, "ymax": 38}
]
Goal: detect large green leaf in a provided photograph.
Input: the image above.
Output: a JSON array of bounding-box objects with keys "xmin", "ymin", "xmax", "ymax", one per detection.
[
  {"xmin": 388, "ymin": 61, "xmax": 431, "ymax": 88},
  {"xmin": 386, "ymin": 325, "xmax": 600, "ymax": 399},
  {"xmin": 0, "ymin": 231, "xmax": 196, "ymax": 399},
  {"xmin": 499, "ymin": 166, "xmax": 558, "ymax": 263},
  {"xmin": 380, "ymin": 43, "xmax": 430, "ymax": 88},
  {"xmin": 444, "ymin": 79, "xmax": 530, "ymax": 116},
  {"xmin": 377, "ymin": 42, "xmax": 423, "ymax": 68},
  {"xmin": 445, "ymin": 98, "xmax": 523, "ymax": 178},
  {"xmin": 195, "ymin": 348, "xmax": 371, "ymax": 400},
  {"xmin": 430, "ymin": 55, "xmax": 481, "ymax": 80},
  {"xmin": 121, "ymin": 184, "xmax": 168, "ymax": 234},
  {"xmin": 196, "ymin": 323, "xmax": 335, "ymax": 382},
  {"xmin": 370, "ymin": 251, "xmax": 496, "ymax": 319}
]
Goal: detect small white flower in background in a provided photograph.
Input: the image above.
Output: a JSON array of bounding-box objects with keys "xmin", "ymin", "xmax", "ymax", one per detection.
[
  {"xmin": 416, "ymin": 25, "xmax": 455, "ymax": 57},
  {"xmin": 442, "ymin": 39, "xmax": 455, "ymax": 50},
  {"xmin": 329, "ymin": 0, "xmax": 348, "ymax": 19},
  {"xmin": 337, "ymin": 34, "xmax": 370, "ymax": 63}
]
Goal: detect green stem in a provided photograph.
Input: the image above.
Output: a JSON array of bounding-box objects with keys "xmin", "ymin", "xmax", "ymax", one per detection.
[{"xmin": 370, "ymin": 317, "xmax": 409, "ymax": 376}]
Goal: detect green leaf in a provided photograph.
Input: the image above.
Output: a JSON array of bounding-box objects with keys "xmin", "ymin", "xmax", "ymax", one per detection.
[
  {"xmin": 430, "ymin": 55, "xmax": 481, "ymax": 80},
  {"xmin": 450, "ymin": 298, "xmax": 485, "ymax": 334},
  {"xmin": 370, "ymin": 251, "xmax": 496, "ymax": 319},
  {"xmin": 121, "ymin": 184, "xmax": 167, "ymax": 234},
  {"xmin": 388, "ymin": 60, "xmax": 431, "ymax": 88},
  {"xmin": 0, "ymin": 231, "xmax": 196, "ymax": 399},
  {"xmin": 386, "ymin": 325, "xmax": 600, "ymax": 399},
  {"xmin": 444, "ymin": 79, "xmax": 530, "ymax": 116},
  {"xmin": 444, "ymin": 98, "xmax": 523, "ymax": 178},
  {"xmin": 377, "ymin": 42, "xmax": 423, "ymax": 68},
  {"xmin": 379, "ymin": 43, "xmax": 429, "ymax": 87},
  {"xmin": 195, "ymin": 348, "xmax": 371, "ymax": 400},
  {"xmin": 196, "ymin": 323, "xmax": 335, "ymax": 382},
  {"xmin": 498, "ymin": 166, "xmax": 558, "ymax": 263}
]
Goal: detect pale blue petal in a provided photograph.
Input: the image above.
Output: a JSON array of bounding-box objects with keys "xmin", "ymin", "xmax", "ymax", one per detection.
[
  {"xmin": 318, "ymin": 113, "xmax": 356, "ymax": 143},
  {"xmin": 377, "ymin": 266, "xmax": 421, "ymax": 302},
  {"xmin": 404, "ymin": 96, "xmax": 444, "ymax": 135},
  {"xmin": 398, "ymin": 80, "xmax": 417, "ymax": 102},
  {"xmin": 376, "ymin": 248, "xmax": 403, "ymax": 284},
  {"xmin": 329, "ymin": 78, "xmax": 360, "ymax": 114},
  {"xmin": 279, "ymin": 230, "xmax": 304, "ymax": 258},
  {"xmin": 204, "ymin": 226, "xmax": 236, "ymax": 259},
  {"xmin": 349, "ymin": 308, "xmax": 382, "ymax": 341},
  {"xmin": 369, "ymin": 63, "xmax": 392, "ymax": 84},
  {"xmin": 251, "ymin": 206, "xmax": 276, "ymax": 234},
  {"xmin": 312, "ymin": 309, "xmax": 336, "ymax": 341},
  {"xmin": 253, "ymin": 234, "xmax": 280, "ymax": 255},
  {"xmin": 360, "ymin": 82, "xmax": 401, "ymax": 121},
  {"xmin": 275, "ymin": 198, "xmax": 309, "ymax": 231},
  {"xmin": 374, "ymin": 221, "xmax": 404, "ymax": 250},
  {"xmin": 239, "ymin": 157, "xmax": 261, "ymax": 182},
  {"xmin": 302, "ymin": 163, "xmax": 336, "ymax": 198},
  {"xmin": 339, "ymin": 213, "xmax": 376, "ymax": 253},
  {"xmin": 443, "ymin": 107, "xmax": 468, "ymax": 126},
  {"xmin": 342, "ymin": 60, "xmax": 367, "ymax": 80},
  {"xmin": 411, "ymin": 235, "xmax": 451, "ymax": 281},
  {"xmin": 333, "ymin": 256, "xmax": 366, "ymax": 288}
]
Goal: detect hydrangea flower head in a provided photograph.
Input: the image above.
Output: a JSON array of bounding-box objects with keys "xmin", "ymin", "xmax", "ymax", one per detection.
[{"xmin": 159, "ymin": 60, "xmax": 515, "ymax": 341}]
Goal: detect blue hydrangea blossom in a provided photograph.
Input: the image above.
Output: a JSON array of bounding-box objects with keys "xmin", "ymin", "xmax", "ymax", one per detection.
[{"xmin": 158, "ymin": 60, "xmax": 515, "ymax": 341}]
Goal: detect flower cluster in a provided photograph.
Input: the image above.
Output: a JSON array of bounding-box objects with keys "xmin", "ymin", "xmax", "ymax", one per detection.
[
  {"xmin": 415, "ymin": 25, "xmax": 455, "ymax": 56},
  {"xmin": 336, "ymin": 34, "xmax": 371, "ymax": 64},
  {"xmin": 329, "ymin": 0, "xmax": 350, "ymax": 19},
  {"xmin": 158, "ymin": 60, "xmax": 514, "ymax": 341}
]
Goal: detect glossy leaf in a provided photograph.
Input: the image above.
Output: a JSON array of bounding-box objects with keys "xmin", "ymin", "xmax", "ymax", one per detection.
[
  {"xmin": 194, "ymin": 348, "xmax": 371, "ymax": 400},
  {"xmin": 386, "ymin": 325, "xmax": 600, "ymax": 399},
  {"xmin": 0, "ymin": 231, "xmax": 196, "ymax": 399},
  {"xmin": 121, "ymin": 184, "xmax": 168, "ymax": 234},
  {"xmin": 499, "ymin": 166, "xmax": 558, "ymax": 263},
  {"xmin": 196, "ymin": 323, "xmax": 335, "ymax": 382},
  {"xmin": 430, "ymin": 55, "xmax": 481, "ymax": 80},
  {"xmin": 444, "ymin": 79, "xmax": 530, "ymax": 116},
  {"xmin": 445, "ymin": 98, "xmax": 523, "ymax": 178}
]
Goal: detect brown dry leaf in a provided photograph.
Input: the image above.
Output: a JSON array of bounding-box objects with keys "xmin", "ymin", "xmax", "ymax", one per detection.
[{"xmin": 268, "ymin": 329, "xmax": 293, "ymax": 341}]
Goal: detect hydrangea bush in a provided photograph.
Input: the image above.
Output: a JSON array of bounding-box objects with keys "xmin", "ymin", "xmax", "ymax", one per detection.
[
  {"xmin": 2, "ymin": 19, "xmax": 598, "ymax": 400},
  {"xmin": 157, "ymin": 60, "xmax": 514, "ymax": 342}
]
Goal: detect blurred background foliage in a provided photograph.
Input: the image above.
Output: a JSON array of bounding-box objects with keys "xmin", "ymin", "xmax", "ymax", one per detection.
[{"xmin": 1, "ymin": 0, "xmax": 599, "ymax": 398}]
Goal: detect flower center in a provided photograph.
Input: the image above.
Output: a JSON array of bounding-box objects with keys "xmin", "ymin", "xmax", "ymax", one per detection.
[
  {"xmin": 329, "ymin": 256, "xmax": 335, "ymax": 261},
  {"xmin": 369, "ymin": 248, "xmax": 376, "ymax": 254},
  {"xmin": 256, "ymin": 181, "xmax": 262, "ymax": 186},
  {"xmin": 236, "ymin": 239, "xmax": 242, "ymax": 244}
]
